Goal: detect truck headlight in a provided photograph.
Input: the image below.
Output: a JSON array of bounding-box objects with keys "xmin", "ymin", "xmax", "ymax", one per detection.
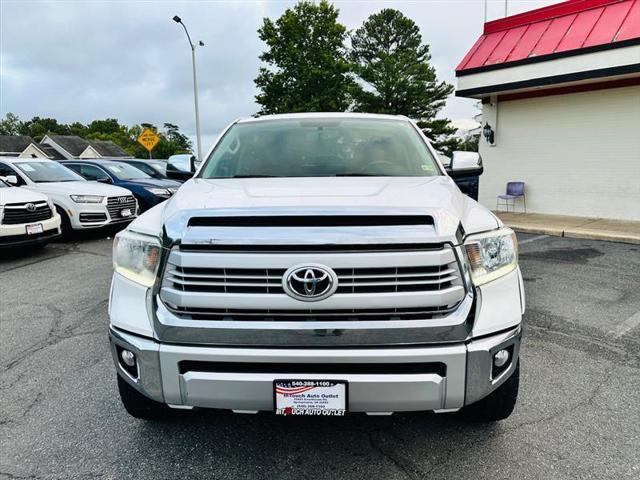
[
  {"xmin": 464, "ymin": 227, "xmax": 518, "ymax": 286},
  {"xmin": 113, "ymin": 230, "xmax": 162, "ymax": 287},
  {"xmin": 70, "ymin": 195, "xmax": 104, "ymax": 203}
]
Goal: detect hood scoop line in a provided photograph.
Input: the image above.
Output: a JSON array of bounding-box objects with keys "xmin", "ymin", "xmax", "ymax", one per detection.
[{"xmin": 187, "ymin": 215, "xmax": 434, "ymax": 228}]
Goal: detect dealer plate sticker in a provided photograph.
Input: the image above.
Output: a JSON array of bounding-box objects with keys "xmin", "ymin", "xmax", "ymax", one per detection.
[
  {"xmin": 26, "ymin": 223, "xmax": 43, "ymax": 235},
  {"xmin": 275, "ymin": 380, "xmax": 346, "ymax": 416},
  {"xmin": 121, "ymin": 208, "xmax": 132, "ymax": 217}
]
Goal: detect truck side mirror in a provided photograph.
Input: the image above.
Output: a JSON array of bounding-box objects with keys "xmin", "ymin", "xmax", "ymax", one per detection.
[{"xmin": 448, "ymin": 151, "xmax": 483, "ymax": 178}]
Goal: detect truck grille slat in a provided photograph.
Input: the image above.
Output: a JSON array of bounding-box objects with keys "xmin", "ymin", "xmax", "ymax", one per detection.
[
  {"xmin": 163, "ymin": 304, "xmax": 458, "ymax": 321},
  {"xmin": 1, "ymin": 202, "xmax": 53, "ymax": 225},
  {"xmin": 165, "ymin": 263, "xmax": 459, "ymax": 295}
]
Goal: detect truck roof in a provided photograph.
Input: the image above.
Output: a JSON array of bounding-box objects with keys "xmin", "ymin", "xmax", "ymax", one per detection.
[{"xmin": 237, "ymin": 112, "xmax": 411, "ymax": 124}]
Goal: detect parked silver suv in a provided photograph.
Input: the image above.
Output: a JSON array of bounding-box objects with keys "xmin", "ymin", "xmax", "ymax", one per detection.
[{"xmin": 109, "ymin": 113, "xmax": 524, "ymax": 421}]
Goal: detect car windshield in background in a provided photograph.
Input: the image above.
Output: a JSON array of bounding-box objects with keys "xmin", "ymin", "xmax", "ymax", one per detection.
[
  {"xmin": 103, "ymin": 163, "xmax": 151, "ymax": 180},
  {"xmin": 149, "ymin": 163, "xmax": 166, "ymax": 175},
  {"xmin": 16, "ymin": 162, "xmax": 85, "ymax": 183},
  {"xmin": 199, "ymin": 118, "xmax": 442, "ymax": 178}
]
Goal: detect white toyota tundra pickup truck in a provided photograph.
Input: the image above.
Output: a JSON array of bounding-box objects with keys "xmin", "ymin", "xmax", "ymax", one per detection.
[{"xmin": 109, "ymin": 113, "xmax": 524, "ymax": 421}]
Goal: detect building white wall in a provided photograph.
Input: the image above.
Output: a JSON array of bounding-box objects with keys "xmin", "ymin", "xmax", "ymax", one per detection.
[
  {"xmin": 18, "ymin": 144, "xmax": 49, "ymax": 158},
  {"xmin": 479, "ymin": 85, "xmax": 640, "ymax": 221}
]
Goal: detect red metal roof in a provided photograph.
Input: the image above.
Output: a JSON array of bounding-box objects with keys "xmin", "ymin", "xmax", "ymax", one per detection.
[{"xmin": 457, "ymin": 0, "xmax": 640, "ymax": 74}]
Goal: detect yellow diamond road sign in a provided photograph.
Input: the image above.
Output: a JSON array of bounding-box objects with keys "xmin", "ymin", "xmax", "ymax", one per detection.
[{"xmin": 137, "ymin": 128, "xmax": 160, "ymax": 152}]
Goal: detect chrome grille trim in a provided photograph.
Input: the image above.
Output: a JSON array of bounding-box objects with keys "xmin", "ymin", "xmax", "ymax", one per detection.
[
  {"xmin": 159, "ymin": 247, "xmax": 466, "ymax": 312},
  {"xmin": 161, "ymin": 304, "xmax": 458, "ymax": 321},
  {"xmin": 163, "ymin": 263, "xmax": 460, "ymax": 295},
  {"xmin": 1, "ymin": 202, "xmax": 52, "ymax": 225}
]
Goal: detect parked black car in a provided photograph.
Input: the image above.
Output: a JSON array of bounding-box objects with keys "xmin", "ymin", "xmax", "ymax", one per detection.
[{"xmin": 60, "ymin": 160, "xmax": 181, "ymax": 211}]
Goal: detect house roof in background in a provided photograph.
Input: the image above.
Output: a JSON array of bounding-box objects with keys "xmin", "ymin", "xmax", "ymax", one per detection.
[
  {"xmin": 456, "ymin": 0, "xmax": 640, "ymax": 75},
  {"xmin": 89, "ymin": 140, "xmax": 130, "ymax": 157},
  {"xmin": 45, "ymin": 135, "xmax": 91, "ymax": 156},
  {"xmin": 38, "ymin": 145, "xmax": 65, "ymax": 160},
  {"xmin": 0, "ymin": 135, "xmax": 37, "ymax": 154}
]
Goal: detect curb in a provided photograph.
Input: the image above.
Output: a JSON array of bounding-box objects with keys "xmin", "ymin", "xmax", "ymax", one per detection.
[{"xmin": 504, "ymin": 224, "xmax": 640, "ymax": 245}]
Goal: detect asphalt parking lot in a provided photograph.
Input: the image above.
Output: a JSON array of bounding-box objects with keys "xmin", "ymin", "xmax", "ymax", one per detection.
[{"xmin": 1, "ymin": 232, "xmax": 639, "ymax": 480}]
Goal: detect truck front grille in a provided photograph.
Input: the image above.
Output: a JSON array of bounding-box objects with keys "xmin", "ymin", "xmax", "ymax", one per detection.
[
  {"xmin": 164, "ymin": 264, "xmax": 459, "ymax": 295},
  {"xmin": 1, "ymin": 202, "xmax": 52, "ymax": 225},
  {"xmin": 159, "ymin": 245, "xmax": 466, "ymax": 318},
  {"xmin": 106, "ymin": 196, "xmax": 137, "ymax": 219}
]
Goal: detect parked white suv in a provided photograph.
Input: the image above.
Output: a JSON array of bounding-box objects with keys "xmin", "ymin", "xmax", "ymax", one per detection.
[
  {"xmin": 0, "ymin": 179, "xmax": 61, "ymax": 248},
  {"xmin": 0, "ymin": 158, "xmax": 138, "ymax": 235},
  {"xmin": 109, "ymin": 113, "xmax": 524, "ymax": 422}
]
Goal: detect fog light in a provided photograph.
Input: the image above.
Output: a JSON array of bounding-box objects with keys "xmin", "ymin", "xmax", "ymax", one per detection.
[
  {"xmin": 494, "ymin": 349, "xmax": 510, "ymax": 368},
  {"xmin": 120, "ymin": 349, "xmax": 136, "ymax": 367}
]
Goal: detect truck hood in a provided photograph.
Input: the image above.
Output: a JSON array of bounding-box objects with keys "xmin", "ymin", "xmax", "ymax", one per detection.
[
  {"xmin": 0, "ymin": 186, "xmax": 49, "ymax": 205},
  {"xmin": 155, "ymin": 177, "xmax": 499, "ymax": 244},
  {"xmin": 27, "ymin": 181, "xmax": 132, "ymax": 197}
]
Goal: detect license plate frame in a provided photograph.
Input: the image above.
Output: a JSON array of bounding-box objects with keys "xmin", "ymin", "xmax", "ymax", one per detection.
[
  {"xmin": 274, "ymin": 379, "xmax": 347, "ymax": 416},
  {"xmin": 120, "ymin": 208, "xmax": 132, "ymax": 217},
  {"xmin": 26, "ymin": 223, "xmax": 44, "ymax": 235}
]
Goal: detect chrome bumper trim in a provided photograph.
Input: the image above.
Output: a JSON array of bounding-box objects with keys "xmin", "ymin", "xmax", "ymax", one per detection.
[{"xmin": 110, "ymin": 324, "xmax": 521, "ymax": 413}]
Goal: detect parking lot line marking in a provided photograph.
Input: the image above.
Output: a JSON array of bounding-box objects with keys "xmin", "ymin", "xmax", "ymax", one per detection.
[
  {"xmin": 519, "ymin": 235, "xmax": 549, "ymax": 245},
  {"xmin": 612, "ymin": 311, "xmax": 640, "ymax": 338}
]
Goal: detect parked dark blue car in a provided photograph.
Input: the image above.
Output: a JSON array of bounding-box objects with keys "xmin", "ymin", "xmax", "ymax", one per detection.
[{"xmin": 61, "ymin": 160, "xmax": 181, "ymax": 212}]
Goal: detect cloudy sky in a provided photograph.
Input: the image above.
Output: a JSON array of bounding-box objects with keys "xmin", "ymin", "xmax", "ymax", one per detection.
[{"xmin": 1, "ymin": 0, "xmax": 556, "ymax": 148}]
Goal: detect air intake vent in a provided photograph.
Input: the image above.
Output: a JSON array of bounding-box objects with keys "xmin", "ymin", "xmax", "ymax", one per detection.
[{"xmin": 187, "ymin": 215, "xmax": 434, "ymax": 228}]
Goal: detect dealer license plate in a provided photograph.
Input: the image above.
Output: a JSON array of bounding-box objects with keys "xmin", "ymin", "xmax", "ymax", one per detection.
[
  {"xmin": 26, "ymin": 223, "xmax": 44, "ymax": 235},
  {"xmin": 120, "ymin": 208, "xmax": 132, "ymax": 217},
  {"xmin": 275, "ymin": 380, "xmax": 346, "ymax": 416}
]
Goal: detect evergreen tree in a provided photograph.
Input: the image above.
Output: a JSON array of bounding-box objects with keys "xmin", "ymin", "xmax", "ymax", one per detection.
[
  {"xmin": 350, "ymin": 9, "xmax": 459, "ymax": 155},
  {"xmin": 254, "ymin": 0, "xmax": 354, "ymax": 114}
]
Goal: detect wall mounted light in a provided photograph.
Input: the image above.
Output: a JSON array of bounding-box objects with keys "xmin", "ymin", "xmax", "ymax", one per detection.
[{"xmin": 483, "ymin": 123, "xmax": 495, "ymax": 144}]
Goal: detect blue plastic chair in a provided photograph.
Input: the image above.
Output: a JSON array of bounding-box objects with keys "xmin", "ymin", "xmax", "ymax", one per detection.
[{"xmin": 496, "ymin": 182, "xmax": 526, "ymax": 213}]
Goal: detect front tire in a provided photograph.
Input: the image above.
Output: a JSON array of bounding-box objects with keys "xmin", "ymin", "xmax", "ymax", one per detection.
[
  {"xmin": 462, "ymin": 361, "xmax": 519, "ymax": 422},
  {"xmin": 117, "ymin": 375, "xmax": 170, "ymax": 420},
  {"xmin": 55, "ymin": 206, "xmax": 73, "ymax": 240}
]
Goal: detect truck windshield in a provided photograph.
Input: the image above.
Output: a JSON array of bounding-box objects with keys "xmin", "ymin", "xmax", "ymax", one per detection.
[
  {"xmin": 199, "ymin": 118, "xmax": 442, "ymax": 178},
  {"xmin": 15, "ymin": 162, "xmax": 85, "ymax": 183}
]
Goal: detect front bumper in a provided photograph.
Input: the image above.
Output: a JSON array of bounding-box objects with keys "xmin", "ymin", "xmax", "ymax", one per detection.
[
  {"xmin": 0, "ymin": 215, "xmax": 61, "ymax": 248},
  {"xmin": 109, "ymin": 325, "xmax": 521, "ymax": 413}
]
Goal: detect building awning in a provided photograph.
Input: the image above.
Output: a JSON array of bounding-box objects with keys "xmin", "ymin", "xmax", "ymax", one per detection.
[{"xmin": 455, "ymin": 0, "xmax": 640, "ymax": 99}]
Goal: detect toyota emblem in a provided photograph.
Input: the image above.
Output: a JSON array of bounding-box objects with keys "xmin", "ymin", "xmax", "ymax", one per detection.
[
  {"xmin": 283, "ymin": 264, "xmax": 338, "ymax": 302},
  {"xmin": 25, "ymin": 203, "xmax": 36, "ymax": 212}
]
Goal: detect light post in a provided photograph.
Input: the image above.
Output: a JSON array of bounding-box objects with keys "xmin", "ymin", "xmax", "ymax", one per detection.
[{"xmin": 172, "ymin": 15, "xmax": 204, "ymax": 162}]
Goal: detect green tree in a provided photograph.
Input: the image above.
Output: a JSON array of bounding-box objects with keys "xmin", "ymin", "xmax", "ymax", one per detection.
[
  {"xmin": 0, "ymin": 112, "xmax": 23, "ymax": 135},
  {"xmin": 19, "ymin": 116, "xmax": 70, "ymax": 141},
  {"xmin": 350, "ymin": 9, "xmax": 458, "ymax": 155},
  {"xmin": 1, "ymin": 113, "xmax": 192, "ymax": 159},
  {"xmin": 254, "ymin": 0, "xmax": 354, "ymax": 114}
]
